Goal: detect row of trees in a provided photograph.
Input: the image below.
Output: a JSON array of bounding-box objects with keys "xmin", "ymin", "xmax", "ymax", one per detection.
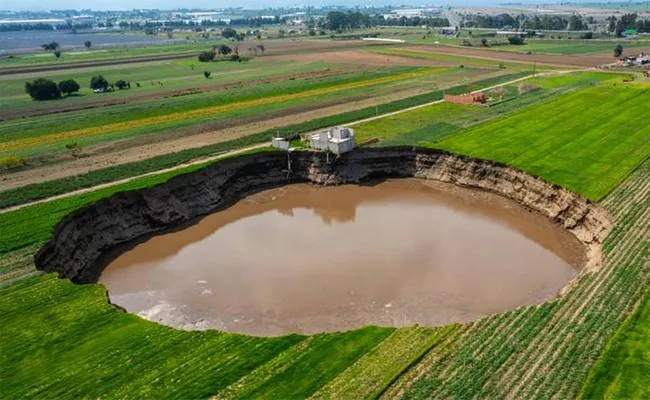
[
  {"xmin": 464, "ymin": 13, "xmax": 590, "ymax": 31},
  {"xmin": 318, "ymin": 11, "xmax": 448, "ymax": 31},
  {"xmin": 607, "ymin": 13, "xmax": 650, "ymax": 35},
  {"xmin": 25, "ymin": 78, "xmax": 79, "ymax": 100},
  {"xmin": 25, "ymin": 75, "xmax": 131, "ymax": 101},
  {"xmin": 198, "ymin": 43, "xmax": 264, "ymax": 62}
]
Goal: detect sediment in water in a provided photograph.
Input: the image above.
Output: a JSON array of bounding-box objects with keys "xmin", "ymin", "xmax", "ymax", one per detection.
[{"xmin": 35, "ymin": 147, "xmax": 612, "ymax": 284}]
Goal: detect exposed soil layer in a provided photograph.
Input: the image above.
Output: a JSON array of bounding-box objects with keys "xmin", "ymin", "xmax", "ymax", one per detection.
[
  {"xmin": 100, "ymin": 179, "xmax": 585, "ymax": 335},
  {"xmin": 35, "ymin": 147, "xmax": 611, "ymax": 287}
]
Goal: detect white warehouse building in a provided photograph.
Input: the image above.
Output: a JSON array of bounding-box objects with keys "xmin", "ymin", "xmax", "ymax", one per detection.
[{"xmin": 308, "ymin": 126, "xmax": 356, "ymax": 155}]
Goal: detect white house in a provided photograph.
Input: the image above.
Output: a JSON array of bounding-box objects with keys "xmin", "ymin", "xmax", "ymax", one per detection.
[{"xmin": 308, "ymin": 126, "xmax": 355, "ymax": 155}]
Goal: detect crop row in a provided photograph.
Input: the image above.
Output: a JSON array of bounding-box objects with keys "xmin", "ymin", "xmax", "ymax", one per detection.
[
  {"xmin": 0, "ymin": 64, "xmax": 414, "ymax": 140},
  {"xmin": 0, "ymin": 70, "xmax": 435, "ymax": 153},
  {"xmin": 395, "ymin": 159, "xmax": 650, "ymax": 399}
]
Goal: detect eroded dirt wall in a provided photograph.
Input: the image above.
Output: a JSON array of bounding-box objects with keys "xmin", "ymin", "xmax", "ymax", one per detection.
[{"xmin": 35, "ymin": 147, "xmax": 611, "ymax": 283}]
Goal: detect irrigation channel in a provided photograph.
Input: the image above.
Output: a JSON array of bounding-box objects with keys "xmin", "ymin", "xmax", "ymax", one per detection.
[{"xmin": 100, "ymin": 179, "xmax": 586, "ymax": 336}]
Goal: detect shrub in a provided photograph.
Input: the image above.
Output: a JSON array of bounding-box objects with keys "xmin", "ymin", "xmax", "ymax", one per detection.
[
  {"xmin": 507, "ymin": 35, "xmax": 526, "ymax": 45},
  {"xmin": 203, "ymin": 71, "xmax": 211, "ymax": 79},
  {"xmin": 25, "ymin": 78, "xmax": 61, "ymax": 101},
  {"xmin": 221, "ymin": 27, "xmax": 237, "ymax": 39},
  {"xmin": 90, "ymin": 75, "xmax": 109, "ymax": 91},
  {"xmin": 115, "ymin": 80, "xmax": 130, "ymax": 90},
  {"xmin": 58, "ymin": 79, "xmax": 80, "ymax": 96},
  {"xmin": 197, "ymin": 51, "xmax": 215, "ymax": 62},
  {"xmin": 0, "ymin": 156, "xmax": 26, "ymax": 170}
]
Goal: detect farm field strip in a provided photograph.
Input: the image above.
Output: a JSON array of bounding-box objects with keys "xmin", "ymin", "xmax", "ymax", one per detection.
[
  {"xmin": 310, "ymin": 325, "xmax": 459, "ymax": 399},
  {"xmin": 0, "ymin": 69, "xmax": 439, "ymax": 154},
  {"xmin": 0, "ymin": 60, "xmax": 352, "ymax": 113},
  {"xmin": 368, "ymin": 47, "xmax": 567, "ymax": 70},
  {"xmin": 579, "ymin": 288, "xmax": 650, "ymax": 399},
  {"xmin": 0, "ymin": 65, "xmax": 418, "ymax": 141},
  {"xmin": 0, "ymin": 71, "xmax": 527, "ymax": 210}
]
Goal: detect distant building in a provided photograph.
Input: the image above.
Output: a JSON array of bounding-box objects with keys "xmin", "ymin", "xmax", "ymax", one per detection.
[{"xmin": 308, "ymin": 126, "xmax": 356, "ymax": 155}]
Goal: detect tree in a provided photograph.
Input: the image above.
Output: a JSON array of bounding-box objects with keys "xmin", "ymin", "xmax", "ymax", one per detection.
[
  {"xmin": 57, "ymin": 79, "xmax": 80, "ymax": 96},
  {"xmin": 84, "ymin": 40, "xmax": 91, "ymax": 49},
  {"xmin": 218, "ymin": 44, "xmax": 232, "ymax": 57},
  {"xmin": 257, "ymin": 44, "xmax": 265, "ymax": 55},
  {"xmin": 221, "ymin": 27, "xmax": 237, "ymax": 39},
  {"xmin": 198, "ymin": 51, "xmax": 215, "ymax": 62},
  {"xmin": 41, "ymin": 41, "xmax": 60, "ymax": 51},
  {"xmin": 54, "ymin": 50, "xmax": 61, "ymax": 59},
  {"xmin": 115, "ymin": 80, "xmax": 129, "ymax": 90},
  {"xmin": 614, "ymin": 44, "xmax": 624, "ymax": 58},
  {"xmin": 90, "ymin": 75, "xmax": 109, "ymax": 91},
  {"xmin": 481, "ymin": 38, "xmax": 489, "ymax": 47},
  {"xmin": 203, "ymin": 71, "xmax": 211, "ymax": 79},
  {"xmin": 25, "ymin": 78, "xmax": 61, "ymax": 100}
]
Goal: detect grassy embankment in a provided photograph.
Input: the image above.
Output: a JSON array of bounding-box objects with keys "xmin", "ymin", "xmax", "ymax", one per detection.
[
  {"xmin": 0, "ymin": 72, "xmax": 527, "ymax": 210},
  {"xmin": 580, "ymin": 289, "xmax": 650, "ymax": 399},
  {"xmin": 0, "ymin": 74, "xmax": 648, "ymax": 398}
]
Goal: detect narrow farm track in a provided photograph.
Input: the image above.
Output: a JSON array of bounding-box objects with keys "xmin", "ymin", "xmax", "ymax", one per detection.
[{"xmin": 391, "ymin": 160, "xmax": 649, "ymax": 400}]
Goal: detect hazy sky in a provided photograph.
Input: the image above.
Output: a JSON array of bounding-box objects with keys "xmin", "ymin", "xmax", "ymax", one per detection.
[{"xmin": 2, "ymin": 0, "xmax": 562, "ymax": 12}]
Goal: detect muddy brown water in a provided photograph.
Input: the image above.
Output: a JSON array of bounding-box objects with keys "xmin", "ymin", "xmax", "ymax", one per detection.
[{"xmin": 100, "ymin": 179, "xmax": 585, "ymax": 336}]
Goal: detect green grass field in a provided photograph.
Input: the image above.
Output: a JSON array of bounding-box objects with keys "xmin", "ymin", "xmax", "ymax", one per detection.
[
  {"xmin": 431, "ymin": 83, "xmax": 650, "ymax": 200},
  {"xmin": 580, "ymin": 289, "xmax": 650, "ymax": 399},
  {"xmin": 354, "ymin": 71, "xmax": 646, "ymax": 200},
  {"xmin": 369, "ymin": 47, "xmax": 555, "ymax": 70}
]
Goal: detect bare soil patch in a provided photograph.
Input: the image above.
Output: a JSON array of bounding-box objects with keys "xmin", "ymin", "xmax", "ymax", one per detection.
[{"xmin": 266, "ymin": 49, "xmax": 455, "ymax": 67}]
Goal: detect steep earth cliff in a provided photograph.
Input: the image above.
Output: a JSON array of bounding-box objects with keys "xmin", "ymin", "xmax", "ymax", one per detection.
[{"xmin": 35, "ymin": 147, "xmax": 611, "ymax": 283}]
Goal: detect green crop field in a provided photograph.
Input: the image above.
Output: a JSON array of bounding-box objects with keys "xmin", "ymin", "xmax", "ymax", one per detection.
[
  {"xmin": 353, "ymin": 71, "xmax": 616, "ymax": 147},
  {"xmin": 431, "ymin": 83, "xmax": 650, "ymax": 200},
  {"xmin": 368, "ymin": 47, "xmax": 556, "ymax": 70},
  {"xmin": 451, "ymin": 40, "xmax": 650, "ymax": 55},
  {"xmin": 354, "ymin": 72, "xmax": 648, "ymax": 200},
  {"xmin": 580, "ymin": 289, "xmax": 650, "ymax": 399}
]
